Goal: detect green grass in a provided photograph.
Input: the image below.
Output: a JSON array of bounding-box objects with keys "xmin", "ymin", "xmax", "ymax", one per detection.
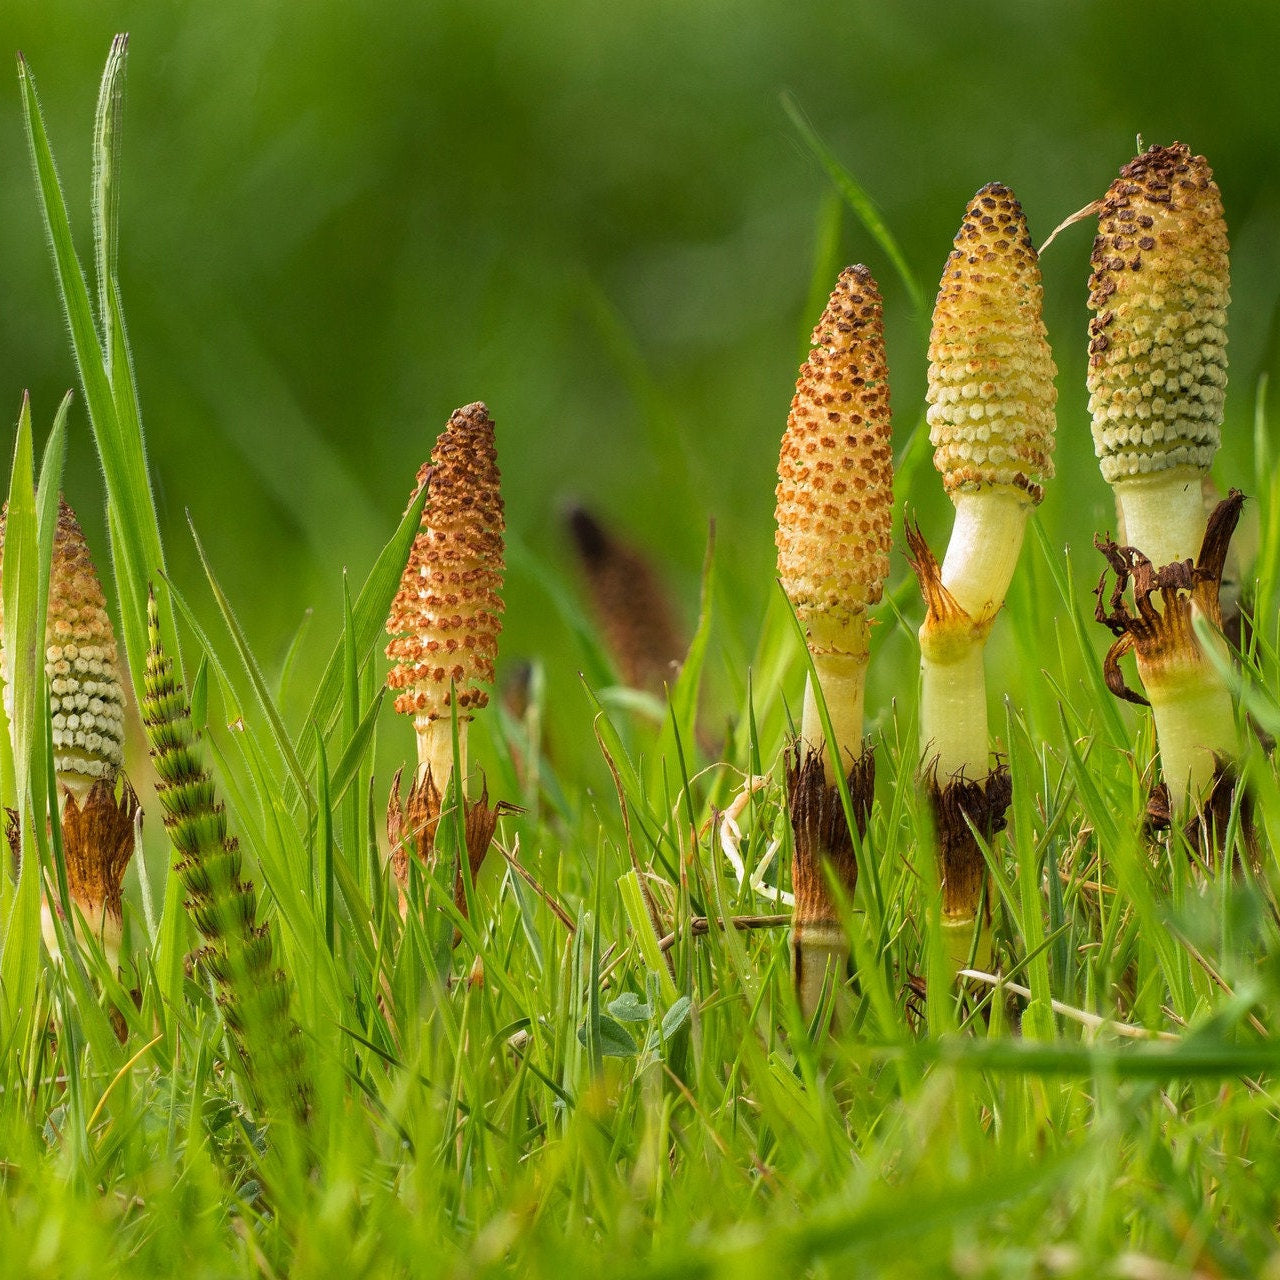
[{"xmin": 4, "ymin": 37, "xmax": 1280, "ymax": 1280}]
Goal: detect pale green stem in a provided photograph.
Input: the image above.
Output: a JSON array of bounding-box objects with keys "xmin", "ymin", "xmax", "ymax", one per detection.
[
  {"xmin": 919, "ymin": 486, "xmax": 1031, "ymax": 967},
  {"xmin": 794, "ymin": 615, "xmax": 867, "ymax": 1021},
  {"xmin": 919, "ymin": 641, "xmax": 988, "ymax": 785},
  {"xmin": 793, "ymin": 922, "xmax": 849, "ymax": 1024},
  {"xmin": 1113, "ymin": 469, "xmax": 1207, "ymax": 568},
  {"xmin": 57, "ymin": 774, "xmax": 94, "ymax": 805},
  {"xmin": 42, "ymin": 898, "xmax": 121, "ymax": 969},
  {"xmin": 1142, "ymin": 645, "xmax": 1237, "ymax": 813},
  {"xmin": 941, "ymin": 914, "xmax": 990, "ymax": 977},
  {"xmin": 938, "ymin": 488, "xmax": 1031, "ymax": 624},
  {"xmin": 920, "ymin": 625, "xmax": 995, "ymax": 971},
  {"xmin": 919, "ymin": 486, "xmax": 1032, "ymax": 782},
  {"xmin": 800, "ymin": 652, "xmax": 867, "ymax": 786}
]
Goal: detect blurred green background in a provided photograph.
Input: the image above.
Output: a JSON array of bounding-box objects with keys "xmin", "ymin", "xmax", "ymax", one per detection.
[{"xmin": 3, "ymin": 0, "xmax": 1278, "ymax": 783}]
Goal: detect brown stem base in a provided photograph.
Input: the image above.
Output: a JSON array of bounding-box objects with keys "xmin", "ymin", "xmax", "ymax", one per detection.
[
  {"xmin": 387, "ymin": 766, "xmax": 510, "ymax": 941},
  {"xmin": 785, "ymin": 739, "xmax": 875, "ymax": 1019},
  {"xmin": 785, "ymin": 739, "xmax": 873, "ymax": 920},
  {"xmin": 927, "ymin": 763, "xmax": 1012, "ymax": 968},
  {"xmin": 1145, "ymin": 757, "xmax": 1259, "ymax": 874}
]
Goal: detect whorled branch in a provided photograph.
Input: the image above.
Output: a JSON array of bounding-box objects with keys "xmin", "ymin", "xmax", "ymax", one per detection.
[{"xmin": 142, "ymin": 591, "xmax": 310, "ymax": 1124}]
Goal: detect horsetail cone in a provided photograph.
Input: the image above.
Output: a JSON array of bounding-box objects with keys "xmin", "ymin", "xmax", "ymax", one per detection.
[
  {"xmin": 1087, "ymin": 143, "xmax": 1229, "ymax": 569},
  {"xmin": 926, "ymin": 183, "xmax": 1057, "ymax": 621},
  {"xmin": 776, "ymin": 264, "xmax": 893, "ymax": 782},
  {"xmin": 386, "ymin": 402, "xmax": 505, "ymax": 793},
  {"xmin": 386, "ymin": 402, "xmax": 506, "ymax": 917},
  {"xmin": 915, "ymin": 183, "xmax": 1057, "ymax": 786},
  {"xmin": 1, "ymin": 498, "xmax": 133, "ymax": 962},
  {"xmin": 0, "ymin": 499, "xmax": 127, "ymax": 797},
  {"xmin": 776, "ymin": 265, "xmax": 893, "ymax": 1020},
  {"xmin": 910, "ymin": 184, "xmax": 1056, "ymax": 975}
]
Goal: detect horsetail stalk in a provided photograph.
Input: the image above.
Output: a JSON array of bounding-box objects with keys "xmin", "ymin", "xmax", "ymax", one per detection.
[
  {"xmin": 776, "ymin": 265, "xmax": 894, "ymax": 1018},
  {"xmin": 1096, "ymin": 493, "xmax": 1244, "ymax": 821},
  {"xmin": 1087, "ymin": 144, "xmax": 1240, "ymax": 821},
  {"xmin": 386, "ymin": 402, "xmax": 506, "ymax": 916},
  {"xmin": 142, "ymin": 590, "xmax": 310, "ymax": 1123},
  {"xmin": 2, "ymin": 497, "xmax": 135, "ymax": 963},
  {"xmin": 908, "ymin": 184, "xmax": 1057, "ymax": 971},
  {"xmin": 1087, "ymin": 143, "xmax": 1229, "ymax": 569}
]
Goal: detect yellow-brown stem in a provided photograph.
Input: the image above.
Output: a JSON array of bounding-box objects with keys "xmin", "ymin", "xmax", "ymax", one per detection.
[{"xmin": 799, "ymin": 658, "xmax": 867, "ymax": 787}]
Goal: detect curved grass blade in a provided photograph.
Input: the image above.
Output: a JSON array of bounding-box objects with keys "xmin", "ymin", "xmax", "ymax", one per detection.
[
  {"xmin": 92, "ymin": 33, "xmax": 128, "ymax": 349},
  {"xmin": 0, "ymin": 394, "xmax": 66, "ymax": 1036},
  {"xmin": 18, "ymin": 49, "xmax": 179, "ymax": 694},
  {"xmin": 185, "ymin": 513, "xmax": 310, "ymax": 802},
  {"xmin": 296, "ymin": 478, "xmax": 428, "ymax": 778},
  {"xmin": 781, "ymin": 91, "xmax": 925, "ymax": 315}
]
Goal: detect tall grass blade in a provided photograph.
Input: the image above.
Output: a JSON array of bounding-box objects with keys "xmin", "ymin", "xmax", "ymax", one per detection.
[
  {"xmin": 781, "ymin": 91, "xmax": 925, "ymax": 314},
  {"xmin": 186, "ymin": 514, "xmax": 310, "ymax": 801},
  {"xmin": 0, "ymin": 395, "xmax": 63, "ymax": 1037},
  {"xmin": 92, "ymin": 33, "xmax": 128, "ymax": 350},
  {"xmin": 296, "ymin": 479, "xmax": 428, "ymax": 777},
  {"xmin": 18, "ymin": 49, "xmax": 179, "ymax": 694}
]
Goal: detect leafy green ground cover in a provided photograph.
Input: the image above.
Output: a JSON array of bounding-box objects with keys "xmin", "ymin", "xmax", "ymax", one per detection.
[{"xmin": 3, "ymin": 30, "xmax": 1280, "ymax": 1280}]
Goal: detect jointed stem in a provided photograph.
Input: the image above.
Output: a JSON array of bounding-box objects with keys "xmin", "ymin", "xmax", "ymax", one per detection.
[
  {"xmin": 1113, "ymin": 470, "xmax": 1208, "ymax": 571},
  {"xmin": 415, "ymin": 715, "xmax": 468, "ymax": 796}
]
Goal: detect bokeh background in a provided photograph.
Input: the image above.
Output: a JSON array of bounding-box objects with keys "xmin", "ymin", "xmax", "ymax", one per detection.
[{"xmin": 3, "ymin": 0, "xmax": 1278, "ymax": 785}]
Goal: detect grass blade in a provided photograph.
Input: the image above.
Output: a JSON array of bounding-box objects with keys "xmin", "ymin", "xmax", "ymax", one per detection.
[
  {"xmin": 92, "ymin": 33, "xmax": 128, "ymax": 348},
  {"xmin": 296, "ymin": 478, "xmax": 428, "ymax": 777},
  {"xmin": 186, "ymin": 513, "xmax": 310, "ymax": 802},
  {"xmin": 19, "ymin": 49, "xmax": 178, "ymax": 694},
  {"xmin": 781, "ymin": 91, "xmax": 925, "ymax": 314}
]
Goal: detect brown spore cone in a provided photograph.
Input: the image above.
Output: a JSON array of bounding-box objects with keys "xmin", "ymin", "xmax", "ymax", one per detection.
[
  {"xmin": 0, "ymin": 498, "xmax": 127, "ymax": 790},
  {"xmin": 566, "ymin": 505, "xmax": 685, "ymax": 692},
  {"xmin": 776, "ymin": 265, "xmax": 894, "ymax": 630},
  {"xmin": 386, "ymin": 402, "xmax": 505, "ymax": 722},
  {"xmin": 1087, "ymin": 143, "xmax": 1229, "ymax": 483}
]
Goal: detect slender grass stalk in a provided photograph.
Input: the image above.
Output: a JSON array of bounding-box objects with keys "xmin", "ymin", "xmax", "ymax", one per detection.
[
  {"xmin": 1087, "ymin": 144, "xmax": 1241, "ymax": 822},
  {"xmin": 775, "ymin": 265, "xmax": 894, "ymax": 1016},
  {"xmin": 908, "ymin": 183, "xmax": 1057, "ymax": 972},
  {"xmin": 385, "ymin": 402, "xmax": 505, "ymax": 918}
]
